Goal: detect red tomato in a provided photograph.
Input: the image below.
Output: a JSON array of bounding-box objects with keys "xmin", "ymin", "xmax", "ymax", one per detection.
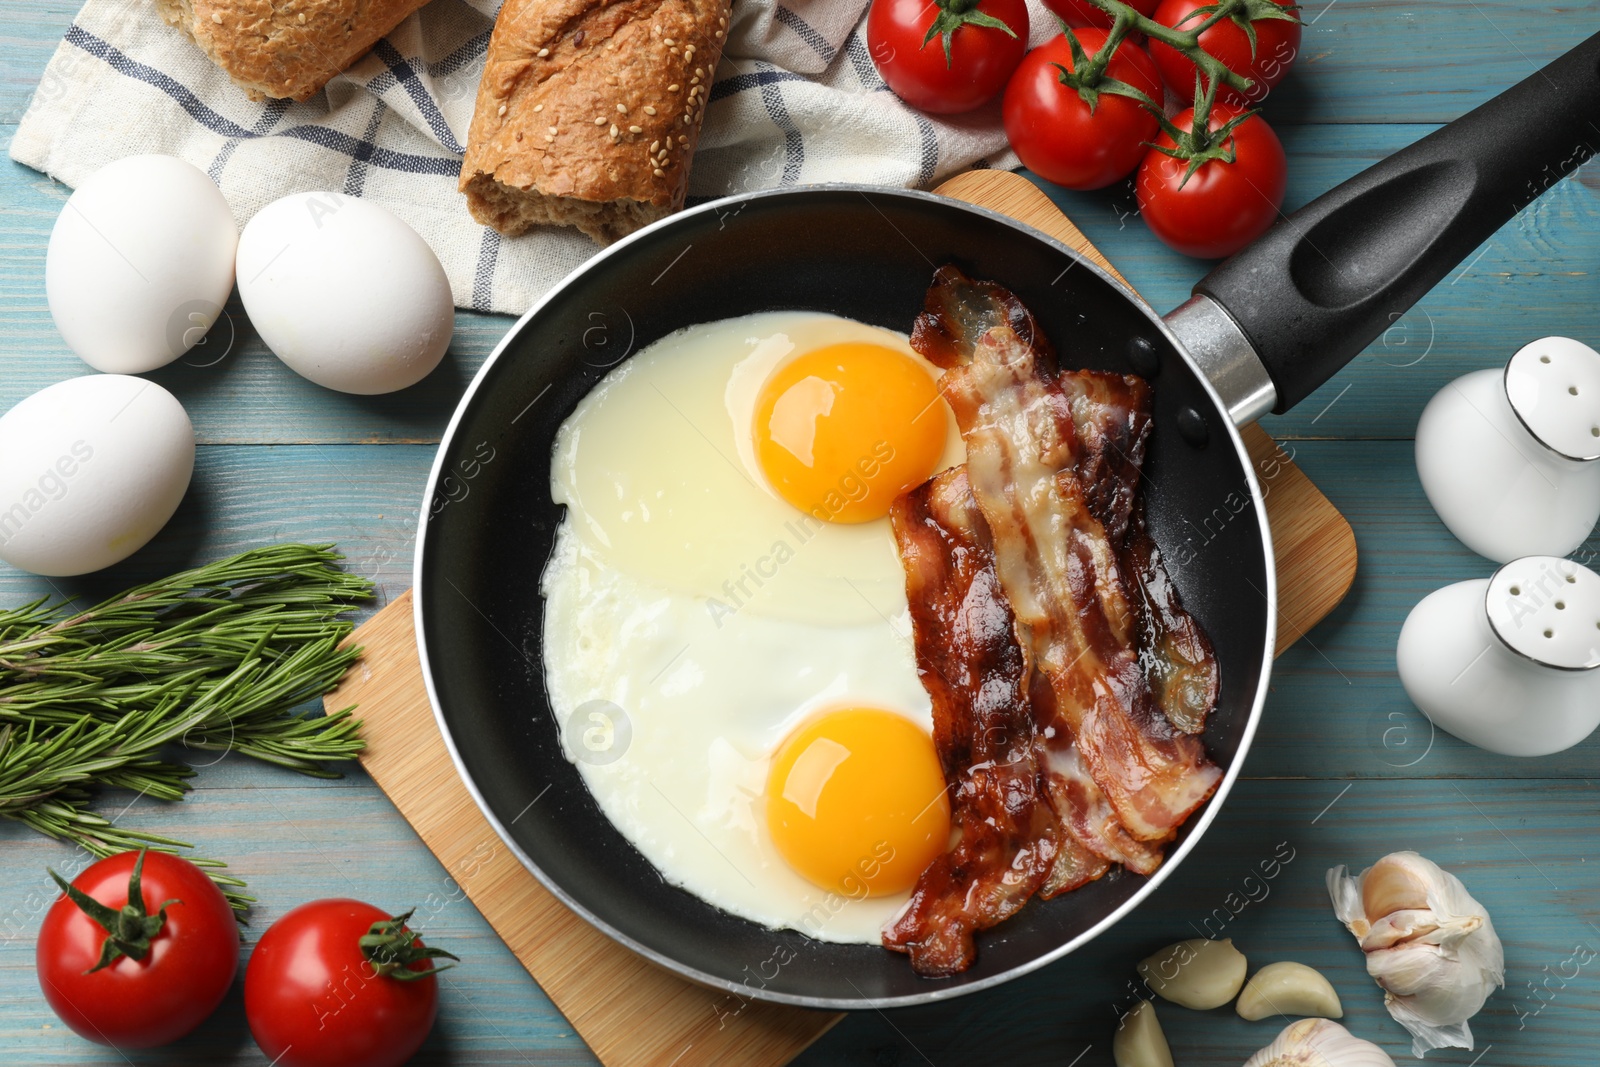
[
  {"xmin": 1148, "ymin": 0, "xmax": 1301, "ymax": 105},
  {"xmin": 1043, "ymin": 0, "xmax": 1159, "ymax": 30},
  {"xmin": 1136, "ymin": 104, "xmax": 1288, "ymax": 258},
  {"xmin": 867, "ymin": 0, "xmax": 1029, "ymax": 114},
  {"xmin": 246, "ymin": 899, "xmax": 456, "ymax": 1067},
  {"xmin": 36, "ymin": 850, "xmax": 238, "ymax": 1049},
  {"xmin": 1003, "ymin": 29, "xmax": 1164, "ymax": 190}
]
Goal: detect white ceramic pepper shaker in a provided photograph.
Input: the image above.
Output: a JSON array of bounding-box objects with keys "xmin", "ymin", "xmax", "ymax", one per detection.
[
  {"xmin": 1415, "ymin": 337, "xmax": 1600, "ymax": 562},
  {"xmin": 1397, "ymin": 555, "xmax": 1600, "ymax": 756}
]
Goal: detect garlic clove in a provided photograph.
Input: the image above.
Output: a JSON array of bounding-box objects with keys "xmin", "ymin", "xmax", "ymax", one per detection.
[
  {"xmin": 1361, "ymin": 853, "xmax": 1433, "ymax": 918},
  {"xmin": 1328, "ymin": 851, "xmax": 1504, "ymax": 1056},
  {"xmin": 1112, "ymin": 999, "xmax": 1174, "ymax": 1067},
  {"xmin": 1360, "ymin": 908, "xmax": 1441, "ymax": 952},
  {"xmin": 1236, "ymin": 961, "xmax": 1343, "ymax": 1021},
  {"xmin": 1137, "ymin": 937, "xmax": 1248, "ymax": 1010},
  {"xmin": 1243, "ymin": 1018, "xmax": 1396, "ymax": 1067}
]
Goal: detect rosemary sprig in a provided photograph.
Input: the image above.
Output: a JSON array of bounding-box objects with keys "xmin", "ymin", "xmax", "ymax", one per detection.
[{"xmin": 0, "ymin": 544, "xmax": 374, "ymax": 911}]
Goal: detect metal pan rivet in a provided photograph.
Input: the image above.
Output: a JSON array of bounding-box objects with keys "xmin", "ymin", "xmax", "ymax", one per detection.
[
  {"xmin": 1177, "ymin": 406, "xmax": 1209, "ymax": 448},
  {"xmin": 1126, "ymin": 336, "xmax": 1160, "ymax": 378}
]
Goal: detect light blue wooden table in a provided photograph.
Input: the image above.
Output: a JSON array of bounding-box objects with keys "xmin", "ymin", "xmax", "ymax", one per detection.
[{"xmin": 2, "ymin": 3, "xmax": 1598, "ymax": 1063}]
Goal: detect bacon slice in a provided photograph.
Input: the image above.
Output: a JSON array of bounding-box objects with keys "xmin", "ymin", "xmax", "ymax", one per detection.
[
  {"xmin": 883, "ymin": 266, "xmax": 1223, "ymax": 975},
  {"xmin": 882, "ymin": 470, "xmax": 1095, "ymax": 977},
  {"xmin": 1055, "ymin": 372, "xmax": 1220, "ymax": 735},
  {"xmin": 1040, "ymin": 741, "xmax": 1166, "ymax": 877},
  {"xmin": 1058, "ymin": 369, "xmax": 1153, "ymax": 548},
  {"xmin": 1123, "ymin": 502, "xmax": 1220, "ymax": 734},
  {"xmin": 914, "ymin": 265, "xmax": 1221, "ymax": 843}
]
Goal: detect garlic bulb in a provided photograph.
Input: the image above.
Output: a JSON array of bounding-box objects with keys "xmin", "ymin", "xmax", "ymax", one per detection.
[
  {"xmin": 1244, "ymin": 1019, "xmax": 1396, "ymax": 1067},
  {"xmin": 1327, "ymin": 851, "xmax": 1504, "ymax": 1057}
]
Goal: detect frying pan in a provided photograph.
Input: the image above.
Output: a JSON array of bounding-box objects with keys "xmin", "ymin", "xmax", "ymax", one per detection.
[{"xmin": 415, "ymin": 33, "xmax": 1600, "ymax": 1009}]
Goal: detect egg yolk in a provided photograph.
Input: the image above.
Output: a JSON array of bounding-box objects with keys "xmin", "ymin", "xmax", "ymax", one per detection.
[
  {"xmin": 765, "ymin": 708, "xmax": 951, "ymax": 897},
  {"xmin": 753, "ymin": 342, "xmax": 948, "ymax": 524}
]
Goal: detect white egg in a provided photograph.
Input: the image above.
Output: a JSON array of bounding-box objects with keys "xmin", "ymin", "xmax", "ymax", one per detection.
[
  {"xmin": 236, "ymin": 193, "xmax": 452, "ymax": 394},
  {"xmin": 542, "ymin": 312, "xmax": 963, "ymax": 943},
  {"xmin": 45, "ymin": 155, "xmax": 238, "ymax": 374},
  {"xmin": 0, "ymin": 376, "xmax": 194, "ymax": 576}
]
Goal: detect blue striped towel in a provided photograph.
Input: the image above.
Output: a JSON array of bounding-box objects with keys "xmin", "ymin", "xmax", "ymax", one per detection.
[{"xmin": 11, "ymin": 0, "xmax": 1045, "ymax": 316}]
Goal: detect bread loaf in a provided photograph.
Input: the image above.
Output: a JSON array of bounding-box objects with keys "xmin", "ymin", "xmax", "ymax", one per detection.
[
  {"xmin": 157, "ymin": 0, "xmax": 432, "ymax": 102},
  {"xmin": 460, "ymin": 0, "xmax": 732, "ymax": 243}
]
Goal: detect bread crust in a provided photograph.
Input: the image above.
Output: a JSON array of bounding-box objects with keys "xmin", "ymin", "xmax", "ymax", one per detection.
[
  {"xmin": 157, "ymin": 0, "xmax": 433, "ymax": 102},
  {"xmin": 459, "ymin": 0, "xmax": 731, "ymax": 243}
]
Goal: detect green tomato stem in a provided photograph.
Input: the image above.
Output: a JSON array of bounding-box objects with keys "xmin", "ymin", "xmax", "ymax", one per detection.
[
  {"xmin": 47, "ymin": 849, "xmax": 182, "ymax": 973},
  {"xmin": 359, "ymin": 909, "xmax": 460, "ymax": 982},
  {"xmin": 923, "ymin": 0, "xmax": 1022, "ymax": 68},
  {"xmin": 1082, "ymin": 0, "xmax": 1257, "ymax": 93}
]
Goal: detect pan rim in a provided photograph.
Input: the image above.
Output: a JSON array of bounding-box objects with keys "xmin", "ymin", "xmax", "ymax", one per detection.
[{"xmin": 413, "ymin": 182, "xmax": 1278, "ymax": 1010}]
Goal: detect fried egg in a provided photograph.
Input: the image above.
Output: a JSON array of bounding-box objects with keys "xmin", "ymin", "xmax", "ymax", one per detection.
[{"xmin": 541, "ymin": 312, "xmax": 961, "ymax": 942}]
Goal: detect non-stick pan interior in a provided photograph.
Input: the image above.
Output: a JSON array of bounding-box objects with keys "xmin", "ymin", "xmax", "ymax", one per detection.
[{"xmin": 417, "ymin": 187, "xmax": 1271, "ymax": 1007}]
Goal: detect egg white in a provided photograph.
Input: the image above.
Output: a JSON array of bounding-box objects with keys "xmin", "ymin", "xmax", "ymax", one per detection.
[
  {"xmin": 548, "ymin": 311, "xmax": 961, "ymax": 626},
  {"xmin": 541, "ymin": 312, "xmax": 959, "ymax": 943}
]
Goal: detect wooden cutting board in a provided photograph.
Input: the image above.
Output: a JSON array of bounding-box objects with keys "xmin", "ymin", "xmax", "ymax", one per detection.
[{"xmin": 321, "ymin": 170, "xmax": 1357, "ymax": 1067}]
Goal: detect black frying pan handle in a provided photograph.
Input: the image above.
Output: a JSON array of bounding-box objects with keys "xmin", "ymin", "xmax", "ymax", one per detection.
[{"xmin": 1194, "ymin": 30, "xmax": 1600, "ymax": 414}]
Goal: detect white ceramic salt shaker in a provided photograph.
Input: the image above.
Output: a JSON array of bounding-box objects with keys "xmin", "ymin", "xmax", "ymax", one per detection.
[
  {"xmin": 1397, "ymin": 555, "xmax": 1600, "ymax": 756},
  {"xmin": 1415, "ymin": 337, "xmax": 1600, "ymax": 563}
]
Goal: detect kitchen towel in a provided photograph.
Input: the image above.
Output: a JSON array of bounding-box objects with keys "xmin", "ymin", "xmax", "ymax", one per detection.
[{"xmin": 11, "ymin": 0, "xmax": 1047, "ymax": 316}]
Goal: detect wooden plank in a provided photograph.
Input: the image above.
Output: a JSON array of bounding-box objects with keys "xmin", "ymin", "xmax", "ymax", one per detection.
[
  {"xmin": 0, "ymin": 5, "xmax": 1590, "ymax": 1063},
  {"xmin": 0, "ymin": 768, "xmax": 600, "ymax": 1066},
  {"xmin": 0, "ymin": 155, "xmax": 508, "ymax": 445},
  {"xmin": 1250, "ymin": 438, "xmax": 1600, "ymax": 781},
  {"xmin": 0, "ymin": 443, "xmax": 425, "ymax": 609},
  {"xmin": 2, "ymin": 127, "xmax": 1597, "ymax": 445},
  {"xmin": 1030, "ymin": 128, "xmax": 1600, "ymax": 444},
  {"xmin": 0, "ymin": 439, "xmax": 1593, "ymax": 784},
  {"xmin": 0, "ymin": 1, "xmax": 78, "ymax": 124},
  {"xmin": 1263, "ymin": 0, "xmax": 1600, "ymax": 124},
  {"xmin": 2, "ymin": 1, "xmax": 1596, "ymax": 129},
  {"xmin": 808, "ymin": 777, "xmax": 1600, "ymax": 1067},
  {"xmin": 4, "ymin": 776, "xmax": 1595, "ymax": 1065}
]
